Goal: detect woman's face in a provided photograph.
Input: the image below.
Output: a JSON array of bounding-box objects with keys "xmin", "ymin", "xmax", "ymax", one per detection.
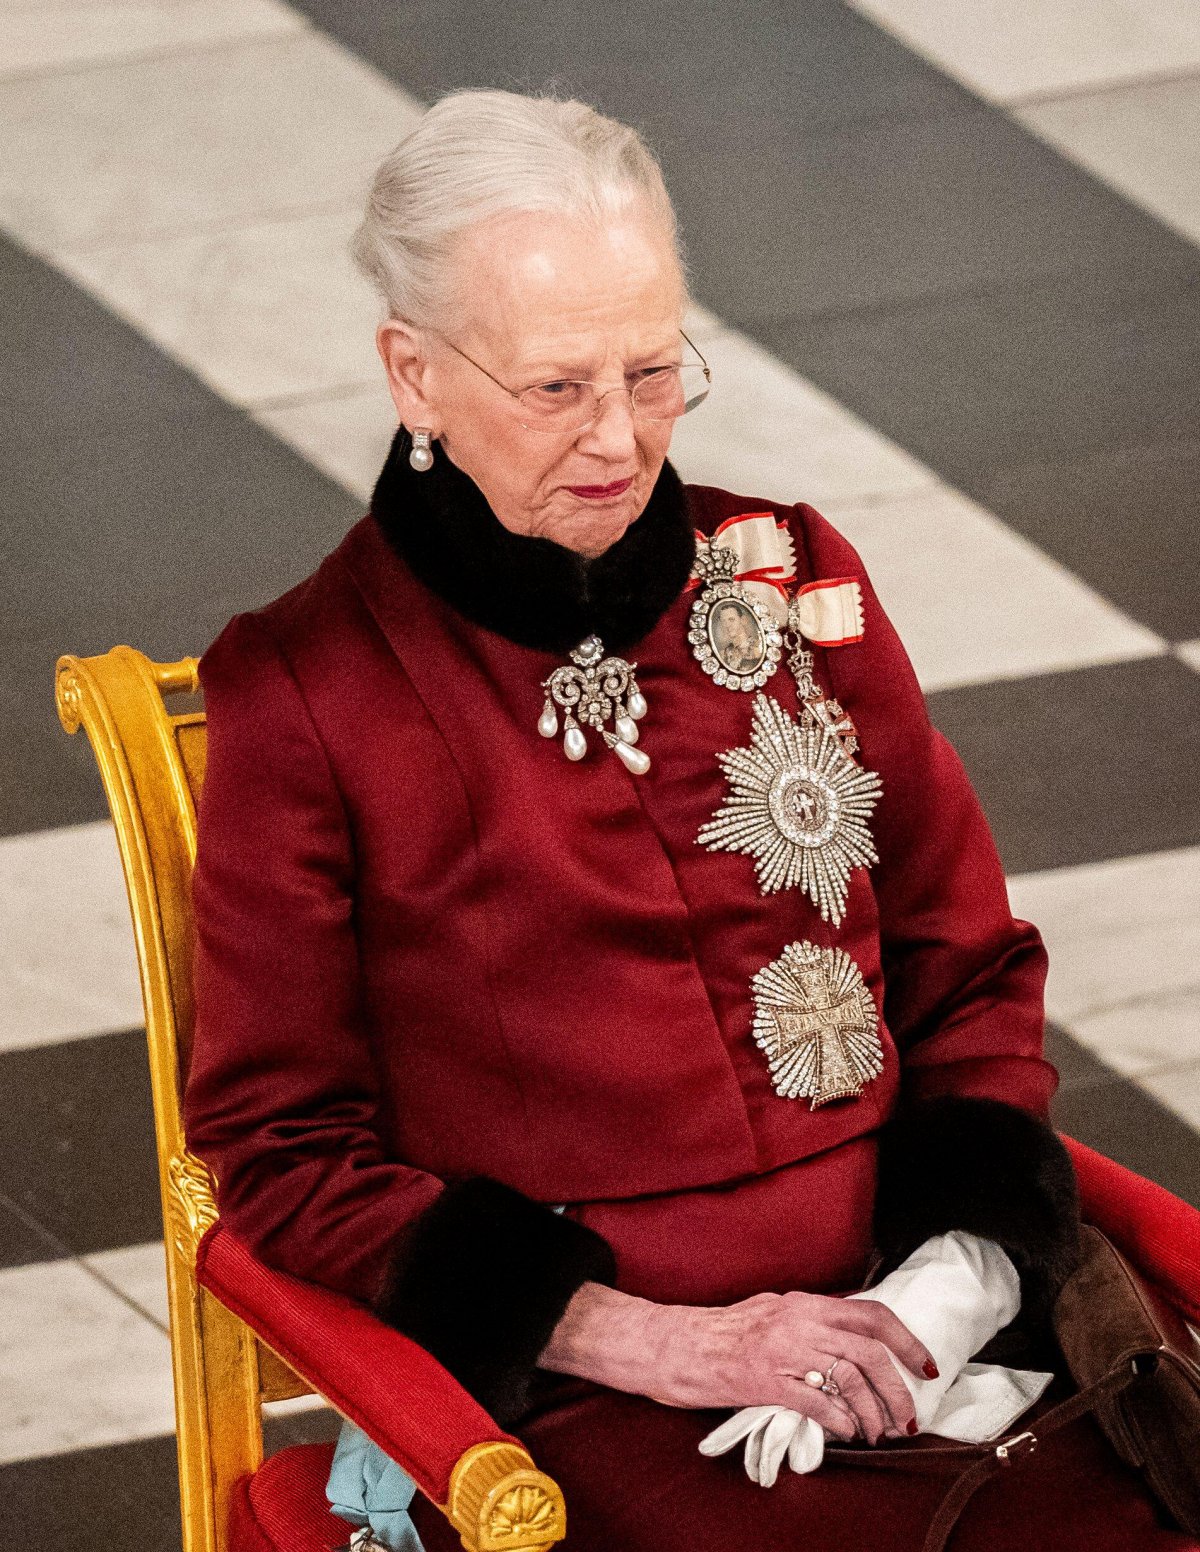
[{"xmin": 377, "ymin": 202, "xmax": 686, "ymax": 560}]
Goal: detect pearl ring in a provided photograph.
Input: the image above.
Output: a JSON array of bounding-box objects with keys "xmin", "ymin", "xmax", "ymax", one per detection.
[{"xmin": 803, "ymin": 1359, "xmax": 843, "ymax": 1397}]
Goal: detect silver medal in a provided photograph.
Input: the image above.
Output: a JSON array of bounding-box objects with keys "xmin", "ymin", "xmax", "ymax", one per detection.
[
  {"xmin": 687, "ymin": 539, "xmax": 784, "ymax": 692},
  {"xmin": 751, "ymin": 940, "xmax": 883, "ymax": 1106},
  {"xmin": 697, "ymin": 693, "xmax": 881, "ymax": 925}
]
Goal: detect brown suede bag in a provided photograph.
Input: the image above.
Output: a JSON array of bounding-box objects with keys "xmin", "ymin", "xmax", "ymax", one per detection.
[
  {"xmin": 1051, "ymin": 1225, "xmax": 1200, "ymax": 1535},
  {"xmin": 828, "ymin": 1226, "xmax": 1200, "ymax": 1551}
]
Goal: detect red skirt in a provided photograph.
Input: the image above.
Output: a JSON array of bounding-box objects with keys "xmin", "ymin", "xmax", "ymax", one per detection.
[{"xmin": 407, "ymin": 1370, "xmax": 1196, "ymax": 1551}]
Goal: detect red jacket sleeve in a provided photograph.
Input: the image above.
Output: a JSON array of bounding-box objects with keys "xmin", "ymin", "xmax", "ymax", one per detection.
[
  {"xmin": 794, "ymin": 502, "xmax": 1058, "ymax": 1119},
  {"xmin": 183, "ymin": 611, "xmax": 617, "ymax": 1425},
  {"xmin": 184, "ymin": 610, "xmax": 446, "ymax": 1298}
]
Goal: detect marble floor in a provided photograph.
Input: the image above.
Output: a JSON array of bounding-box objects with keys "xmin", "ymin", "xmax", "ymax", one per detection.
[{"xmin": 0, "ymin": 1, "xmax": 1197, "ymax": 1547}]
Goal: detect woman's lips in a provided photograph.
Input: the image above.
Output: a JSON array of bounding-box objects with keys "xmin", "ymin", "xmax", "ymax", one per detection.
[{"xmin": 566, "ymin": 477, "xmax": 634, "ymax": 501}]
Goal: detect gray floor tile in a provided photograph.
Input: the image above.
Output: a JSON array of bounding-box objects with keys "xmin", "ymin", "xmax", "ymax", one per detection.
[
  {"xmin": 0, "ymin": 234, "xmax": 362, "ymax": 834},
  {"xmin": 291, "ymin": 0, "xmax": 1200, "ymax": 647},
  {"xmin": 0, "ymin": 1030, "xmax": 160, "ymax": 1268},
  {"xmin": 1044, "ymin": 1024, "xmax": 1116, "ymax": 1095},
  {"xmin": 0, "ymin": 1435, "xmax": 182, "ymax": 1552},
  {"xmin": 292, "ymin": 0, "xmax": 975, "ymax": 141},
  {"xmin": 0, "ymin": 1193, "xmax": 60, "ymax": 1267},
  {"xmin": 928, "ymin": 655, "xmax": 1200, "ymax": 875},
  {"xmin": 0, "ymin": 1411, "xmax": 356, "ymax": 1552},
  {"xmin": 1053, "ymin": 1078, "xmax": 1200, "ymax": 1211},
  {"xmin": 765, "ymin": 270, "xmax": 1200, "ymax": 640},
  {"xmin": 983, "ymin": 436, "xmax": 1200, "ymax": 647}
]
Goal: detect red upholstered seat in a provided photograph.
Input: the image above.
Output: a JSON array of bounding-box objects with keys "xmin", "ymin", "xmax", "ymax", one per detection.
[{"xmin": 228, "ymin": 1443, "xmax": 346, "ymax": 1552}]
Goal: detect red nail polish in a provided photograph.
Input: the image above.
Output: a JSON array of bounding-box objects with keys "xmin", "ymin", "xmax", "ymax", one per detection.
[
  {"xmin": 907, "ymin": 1419, "xmax": 919, "ymax": 1436},
  {"xmin": 923, "ymin": 1360, "xmax": 939, "ymax": 1380}
]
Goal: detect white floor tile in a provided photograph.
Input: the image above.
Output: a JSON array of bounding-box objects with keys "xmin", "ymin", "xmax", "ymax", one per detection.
[
  {"xmin": 0, "ymin": 821, "xmax": 143, "ymax": 1053},
  {"xmin": 254, "ymin": 382, "xmax": 396, "ymax": 503},
  {"xmin": 0, "ymin": 31, "xmax": 419, "ymax": 252},
  {"xmin": 1139, "ymin": 1061, "xmax": 1200, "ymax": 1131},
  {"xmin": 668, "ymin": 326, "xmax": 936, "ymax": 511},
  {"xmin": 85, "ymin": 1241, "xmax": 169, "ymax": 1330},
  {"xmin": 847, "ymin": 0, "xmax": 1200, "ymax": 103},
  {"xmin": 1069, "ymin": 990, "xmax": 1200, "ymax": 1081},
  {"xmin": 1007, "ymin": 848, "xmax": 1200, "ymax": 1071},
  {"xmin": 1018, "ymin": 75, "xmax": 1200, "ymax": 246},
  {"xmin": 1176, "ymin": 640, "xmax": 1200, "ymax": 674},
  {"xmin": 817, "ymin": 482, "xmax": 1164, "ymax": 692},
  {"xmin": 59, "ymin": 206, "xmax": 387, "ymax": 405},
  {"xmin": 0, "ymin": 0, "xmax": 302, "ymax": 80},
  {"xmin": 0, "ymin": 1254, "xmax": 173, "ymax": 1463},
  {"xmin": 84, "ymin": 1242, "xmax": 331, "ymax": 1415}
]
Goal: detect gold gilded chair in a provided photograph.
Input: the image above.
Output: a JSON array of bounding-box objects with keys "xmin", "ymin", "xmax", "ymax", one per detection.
[
  {"xmin": 55, "ymin": 646, "xmax": 567, "ymax": 1552},
  {"xmin": 56, "ymin": 644, "xmax": 1200, "ymax": 1552}
]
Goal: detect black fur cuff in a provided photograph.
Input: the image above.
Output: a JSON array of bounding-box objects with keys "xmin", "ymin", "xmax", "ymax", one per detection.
[
  {"xmin": 872, "ymin": 1096, "xmax": 1081, "ymax": 1333},
  {"xmin": 374, "ymin": 1177, "xmax": 618, "ymax": 1427}
]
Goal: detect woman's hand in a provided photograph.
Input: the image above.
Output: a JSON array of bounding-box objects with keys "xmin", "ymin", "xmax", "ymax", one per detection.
[{"xmin": 537, "ymin": 1282, "xmax": 937, "ymax": 1445}]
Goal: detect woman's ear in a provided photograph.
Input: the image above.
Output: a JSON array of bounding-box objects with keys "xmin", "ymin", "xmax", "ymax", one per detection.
[{"xmin": 376, "ymin": 319, "xmax": 440, "ymax": 433}]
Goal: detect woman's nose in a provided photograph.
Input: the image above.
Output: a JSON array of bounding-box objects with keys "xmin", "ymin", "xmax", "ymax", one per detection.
[{"xmin": 577, "ymin": 385, "xmax": 638, "ymax": 458}]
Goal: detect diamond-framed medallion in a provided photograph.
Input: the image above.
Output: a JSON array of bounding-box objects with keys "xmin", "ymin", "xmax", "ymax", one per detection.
[
  {"xmin": 696, "ymin": 694, "xmax": 881, "ymax": 925},
  {"xmin": 751, "ymin": 941, "xmax": 883, "ymax": 1106},
  {"xmin": 687, "ymin": 540, "xmax": 784, "ymax": 693}
]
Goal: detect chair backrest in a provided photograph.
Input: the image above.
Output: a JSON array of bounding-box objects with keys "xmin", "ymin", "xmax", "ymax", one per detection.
[{"xmin": 56, "ymin": 646, "xmax": 312, "ymax": 1552}]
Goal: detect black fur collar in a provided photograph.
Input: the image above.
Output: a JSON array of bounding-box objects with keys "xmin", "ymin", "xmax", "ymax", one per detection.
[{"xmin": 368, "ymin": 426, "xmax": 697, "ymax": 655}]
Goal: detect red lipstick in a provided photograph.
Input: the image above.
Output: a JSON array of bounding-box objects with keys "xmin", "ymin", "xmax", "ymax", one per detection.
[{"xmin": 566, "ymin": 477, "xmax": 633, "ymax": 501}]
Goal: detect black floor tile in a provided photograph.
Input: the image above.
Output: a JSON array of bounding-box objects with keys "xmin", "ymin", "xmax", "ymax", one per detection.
[
  {"xmin": 0, "ymin": 679, "xmax": 110, "ymax": 838},
  {"xmin": 928, "ymin": 655, "xmax": 1200, "ymax": 875},
  {"xmin": 0, "ymin": 1415, "xmax": 342, "ymax": 1552},
  {"xmin": 766, "ymin": 270, "xmax": 1200, "ymax": 640},
  {"xmin": 0, "ymin": 1436, "xmax": 182, "ymax": 1552},
  {"xmin": 289, "ymin": 0, "xmax": 1200, "ymax": 649},
  {"xmin": 0, "ymin": 1192, "xmax": 60, "ymax": 1267},
  {"xmin": 0, "ymin": 1030, "xmax": 161, "ymax": 1267},
  {"xmin": 1044, "ymin": 1024, "xmax": 1115, "ymax": 1095},
  {"xmin": 982, "ymin": 437, "xmax": 1200, "ymax": 646},
  {"xmin": 292, "ymin": 0, "xmax": 974, "ymax": 142},
  {"xmin": 0, "ymin": 234, "xmax": 362, "ymax": 834},
  {"xmin": 760, "ymin": 266, "xmax": 1200, "ymax": 498},
  {"xmin": 1053, "ymin": 1079, "xmax": 1200, "ymax": 1211}
]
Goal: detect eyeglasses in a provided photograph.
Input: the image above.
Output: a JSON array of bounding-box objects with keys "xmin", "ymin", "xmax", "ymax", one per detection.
[{"xmin": 429, "ymin": 326, "xmax": 712, "ymax": 434}]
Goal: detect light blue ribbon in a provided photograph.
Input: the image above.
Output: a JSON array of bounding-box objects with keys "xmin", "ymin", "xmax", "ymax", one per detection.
[
  {"xmin": 327, "ymin": 1421, "xmax": 424, "ymax": 1552},
  {"xmin": 326, "ymin": 1204, "xmax": 568, "ymax": 1552}
]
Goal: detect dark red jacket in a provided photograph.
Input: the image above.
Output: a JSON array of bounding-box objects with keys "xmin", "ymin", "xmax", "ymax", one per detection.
[{"xmin": 184, "ymin": 481, "xmax": 1056, "ymax": 1326}]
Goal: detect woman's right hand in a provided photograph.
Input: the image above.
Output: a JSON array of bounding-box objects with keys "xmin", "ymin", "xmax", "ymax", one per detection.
[
  {"xmin": 538, "ymin": 1283, "xmax": 937, "ymax": 1446},
  {"xmin": 637, "ymin": 1290, "xmax": 937, "ymax": 1444}
]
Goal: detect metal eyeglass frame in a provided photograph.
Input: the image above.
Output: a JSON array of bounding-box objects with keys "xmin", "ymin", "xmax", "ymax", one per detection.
[{"xmin": 427, "ymin": 326, "xmax": 712, "ymax": 433}]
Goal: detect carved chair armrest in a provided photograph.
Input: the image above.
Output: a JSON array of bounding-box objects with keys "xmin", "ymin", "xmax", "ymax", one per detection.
[{"xmin": 196, "ymin": 1224, "xmax": 567, "ymax": 1545}]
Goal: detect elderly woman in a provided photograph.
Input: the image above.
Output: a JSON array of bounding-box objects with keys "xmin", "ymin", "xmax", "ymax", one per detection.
[{"xmin": 183, "ymin": 91, "xmax": 1191, "ymax": 1551}]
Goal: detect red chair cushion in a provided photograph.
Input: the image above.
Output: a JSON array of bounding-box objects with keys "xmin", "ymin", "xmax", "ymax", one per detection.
[{"xmin": 229, "ymin": 1443, "xmax": 353, "ymax": 1552}]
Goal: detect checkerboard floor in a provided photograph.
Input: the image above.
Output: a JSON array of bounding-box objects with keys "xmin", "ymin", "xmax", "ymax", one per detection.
[{"xmin": 1, "ymin": 3, "xmax": 1197, "ymax": 1544}]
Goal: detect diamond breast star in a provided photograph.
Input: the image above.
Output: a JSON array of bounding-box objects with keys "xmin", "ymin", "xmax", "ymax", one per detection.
[{"xmin": 696, "ymin": 693, "xmax": 882, "ymax": 927}]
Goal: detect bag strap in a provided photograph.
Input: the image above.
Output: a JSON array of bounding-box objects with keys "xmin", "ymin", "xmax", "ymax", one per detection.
[{"xmin": 919, "ymin": 1361, "xmax": 1140, "ymax": 1552}]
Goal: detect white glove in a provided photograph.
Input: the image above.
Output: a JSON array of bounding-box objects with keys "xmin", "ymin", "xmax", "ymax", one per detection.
[{"xmin": 698, "ymin": 1231, "xmax": 1054, "ymax": 1486}]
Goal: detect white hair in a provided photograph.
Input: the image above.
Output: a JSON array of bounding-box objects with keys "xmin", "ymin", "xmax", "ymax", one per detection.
[{"xmin": 351, "ymin": 88, "xmax": 686, "ymax": 325}]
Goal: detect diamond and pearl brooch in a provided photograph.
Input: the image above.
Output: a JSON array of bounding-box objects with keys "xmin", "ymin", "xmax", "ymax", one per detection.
[{"xmin": 537, "ymin": 634, "xmax": 650, "ymax": 775}]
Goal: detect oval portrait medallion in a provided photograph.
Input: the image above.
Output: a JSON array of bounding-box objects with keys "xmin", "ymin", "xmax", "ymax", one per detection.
[{"xmin": 688, "ymin": 581, "xmax": 783, "ymax": 692}]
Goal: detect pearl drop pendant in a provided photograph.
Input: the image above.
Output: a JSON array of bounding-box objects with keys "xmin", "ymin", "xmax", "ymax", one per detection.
[
  {"xmin": 610, "ymin": 738, "xmax": 651, "ymax": 775},
  {"xmin": 539, "ymin": 636, "xmax": 650, "ymax": 774}
]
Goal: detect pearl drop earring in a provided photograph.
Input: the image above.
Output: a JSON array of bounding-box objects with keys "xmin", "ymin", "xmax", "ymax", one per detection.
[{"xmin": 409, "ymin": 428, "xmax": 434, "ymax": 472}]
